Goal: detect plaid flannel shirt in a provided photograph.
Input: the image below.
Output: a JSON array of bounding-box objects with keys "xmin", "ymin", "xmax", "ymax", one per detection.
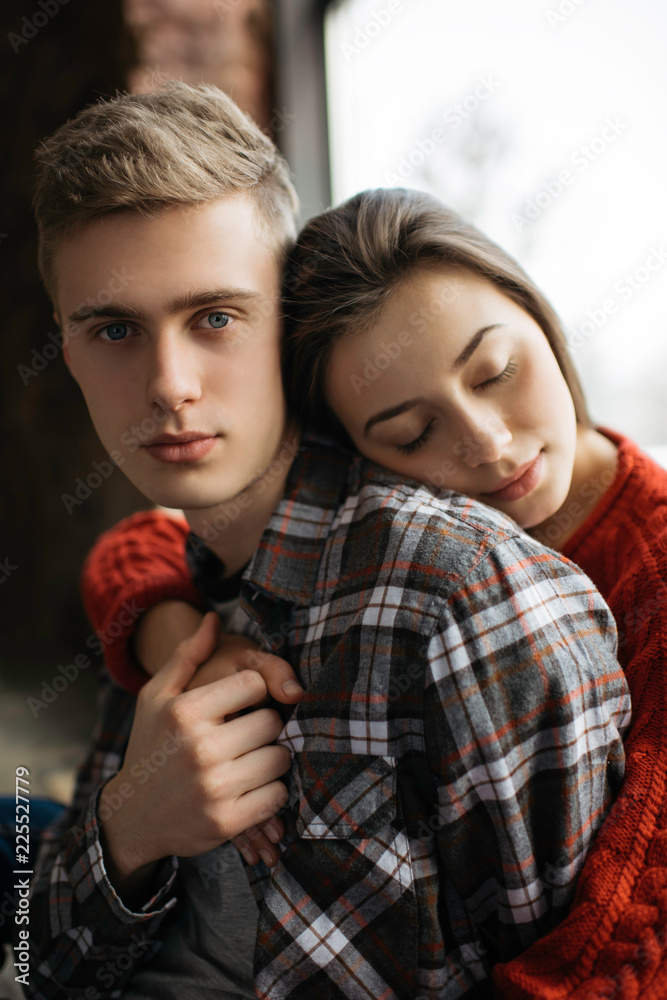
[{"xmin": 26, "ymin": 435, "xmax": 630, "ymax": 1000}]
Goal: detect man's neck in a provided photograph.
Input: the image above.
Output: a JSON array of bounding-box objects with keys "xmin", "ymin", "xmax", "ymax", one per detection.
[{"xmin": 184, "ymin": 427, "xmax": 301, "ymax": 576}]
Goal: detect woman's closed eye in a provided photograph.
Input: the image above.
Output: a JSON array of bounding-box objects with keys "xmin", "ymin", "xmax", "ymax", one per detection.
[
  {"xmin": 477, "ymin": 359, "xmax": 518, "ymax": 389},
  {"xmin": 397, "ymin": 418, "xmax": 436, "ymax": 455}
]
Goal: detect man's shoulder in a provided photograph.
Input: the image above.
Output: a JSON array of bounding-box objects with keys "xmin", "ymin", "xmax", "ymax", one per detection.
[
  {"xmin": 336, "ymin": 458, "xmax": 571, "ymax": 597},
  {"xmin": 352, "ymin": 458, "xmax": 526, "ymax": 548}
]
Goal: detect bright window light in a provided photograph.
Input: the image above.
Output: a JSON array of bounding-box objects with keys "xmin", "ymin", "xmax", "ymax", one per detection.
[{"xmin": 324, "ymin": 0, "xmax": 667, "ymax": 446}]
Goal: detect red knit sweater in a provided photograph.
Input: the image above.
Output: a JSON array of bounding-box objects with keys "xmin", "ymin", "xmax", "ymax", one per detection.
[{"xmin": 81, "ymin": 432, "xmax": 667, "ymax": 998}]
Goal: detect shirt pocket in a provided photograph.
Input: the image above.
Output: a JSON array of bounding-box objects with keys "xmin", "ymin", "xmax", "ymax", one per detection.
[{"xmin": 292, "ymin": 751, "xmax": 398, "ymax": 840}]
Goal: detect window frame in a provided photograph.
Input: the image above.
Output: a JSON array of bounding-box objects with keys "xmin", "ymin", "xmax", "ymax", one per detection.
[{"xmin": 273, "ymin": 0, "xmax": 334, "ymax": 223}]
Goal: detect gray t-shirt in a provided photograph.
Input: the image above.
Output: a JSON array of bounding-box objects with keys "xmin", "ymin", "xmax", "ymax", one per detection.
[{"xmin": 124, "ymin": 842, "xmax": 258, "ymax": 999}]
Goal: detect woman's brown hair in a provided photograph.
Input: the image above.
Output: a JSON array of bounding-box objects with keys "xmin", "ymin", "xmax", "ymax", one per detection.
[{"xmin": 283, "ymin": 188, "xmax": 589, "ymax": 438}]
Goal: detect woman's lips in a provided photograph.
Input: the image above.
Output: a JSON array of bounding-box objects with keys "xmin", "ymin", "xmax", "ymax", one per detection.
[
  {"xmin": 142, "ymin": 436, "xmax": 218, "ymax": 464},
  {"xmin": 484, "ymin": 452, "xmax": 544, "ymax": 502}
]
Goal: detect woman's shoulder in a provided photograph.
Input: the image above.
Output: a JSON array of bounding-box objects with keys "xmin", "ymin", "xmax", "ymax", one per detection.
[
  {"xmin": 563, "ymin": 429, "xmax": 667, "ymax": 595},
  {"xmin": 607, "ymin": 430, "xmax": 667, "ymax": 527},
  {"xmin": 570, "ymin": 430, "xmax": 667, "ymax": 541}
]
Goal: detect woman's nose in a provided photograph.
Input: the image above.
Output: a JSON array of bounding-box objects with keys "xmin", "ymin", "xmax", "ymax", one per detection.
[{"xmin": 456, "ymin": 411, "xmax": 513, "ymax": 467}]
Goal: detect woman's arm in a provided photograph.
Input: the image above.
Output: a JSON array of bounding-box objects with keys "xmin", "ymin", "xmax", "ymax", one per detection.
[{"xmin": 82, "ymin": 509, "xmax": 201, "ymax": 693}]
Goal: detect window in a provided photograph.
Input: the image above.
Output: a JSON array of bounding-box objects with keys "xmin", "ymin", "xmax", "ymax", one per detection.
[{"xmin": 319, "ymin": 0, "xmax": 667, "ymax": 449}]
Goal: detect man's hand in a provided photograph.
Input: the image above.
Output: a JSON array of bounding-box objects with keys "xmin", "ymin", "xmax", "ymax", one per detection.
[
  {"xmin": 186, "ymin": 634, "xmax": 305, "ymax": 865},
  {"xmin": 100, "ymin": 614, "xmax": 292, "ymax": 903},
  {"xmin": 134, "ymin": 603, "xmax": 304, "ymax": 865}
]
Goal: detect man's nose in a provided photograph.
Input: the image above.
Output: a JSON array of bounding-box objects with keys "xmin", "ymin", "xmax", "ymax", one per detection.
[
  {"xmin": 456, "ymin": 409, "xmax": 513, "ymax": 467},
  {"xmin": 145, "ymin": 334, "xmax": 202, "ymax": 413}
]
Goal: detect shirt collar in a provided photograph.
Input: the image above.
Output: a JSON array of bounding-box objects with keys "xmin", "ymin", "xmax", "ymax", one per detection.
[{"xmin": 242, "ymin": 431, "xmax": 354, "ymax": 608}]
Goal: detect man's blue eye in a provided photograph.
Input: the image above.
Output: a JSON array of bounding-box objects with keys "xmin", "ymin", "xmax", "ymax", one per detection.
[
  {"xmin": 103, "ymin": 323, "xmax": 128, "ymax": 341},
  {"xmin": 207, "ymin": 312, "xmax": 229, "ymax": 328}
]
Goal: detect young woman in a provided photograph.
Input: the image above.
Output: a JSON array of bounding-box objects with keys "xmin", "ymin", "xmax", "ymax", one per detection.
[{"xmin": 84, "ymin": 188, "xmax": 667, "ymax": 998}]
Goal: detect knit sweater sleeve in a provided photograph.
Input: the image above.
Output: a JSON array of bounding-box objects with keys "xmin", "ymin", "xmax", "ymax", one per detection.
[{"xmin": 81, "ymin": 510, "xmax": 203, "ymax": 694}]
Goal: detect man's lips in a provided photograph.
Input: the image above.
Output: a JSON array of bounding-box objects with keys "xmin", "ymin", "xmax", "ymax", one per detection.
[
  {"xmin": 142, "ymin": 433, "xmax": 219, "ymax": 464},
  {"xmin": 483, "ymin": 452, "xmax": 544, "ymax": 502}
]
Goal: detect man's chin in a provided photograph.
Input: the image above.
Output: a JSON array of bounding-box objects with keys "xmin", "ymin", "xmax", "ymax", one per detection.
[{"xmin": 126, "ymin": 477, "xmax": 240, "ymax": 515}]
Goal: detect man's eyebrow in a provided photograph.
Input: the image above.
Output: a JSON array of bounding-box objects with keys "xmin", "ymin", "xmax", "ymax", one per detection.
[
  {"xmin": 66, "ymin": 288, "xmax": 262, "ymax": 326},
  {"xmin": 67, "ymin": 302, "xmax": 143, "ymax": 325},
  {"xmin": 453, "ymin": 323, "xmax": 503, "ymax": 369},
  {"xmin": 167, "ymin": 288, "xmax": 263, "ymax": 313},
  {"xmin": 364, "ymin": 398, "xmax": 424, "ymax": 436}
]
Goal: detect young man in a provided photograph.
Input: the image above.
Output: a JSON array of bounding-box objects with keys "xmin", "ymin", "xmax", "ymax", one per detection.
[{"xmin": 24, "ymin": 82, "xmax": 630, "ymax": 999}]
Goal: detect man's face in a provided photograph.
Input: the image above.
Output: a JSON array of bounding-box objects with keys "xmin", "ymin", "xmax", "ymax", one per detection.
[{"xmin": 54, "ymin": 195, "xmax": 289, "ymax": 511}]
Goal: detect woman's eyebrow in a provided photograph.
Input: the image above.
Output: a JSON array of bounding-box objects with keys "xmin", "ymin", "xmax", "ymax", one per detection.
[
  {"xmin": 364, "ymin": 398, "xmax": 423, "ymax": 436},
  {"xmin": 453, "ymin": 323, "xmax": 504, "ymax": 368}
]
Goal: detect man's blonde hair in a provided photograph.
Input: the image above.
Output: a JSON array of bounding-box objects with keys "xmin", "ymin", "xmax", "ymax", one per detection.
[{"xmin": 33, "ymin": 80, "xmax": 299, "ymax": 302}]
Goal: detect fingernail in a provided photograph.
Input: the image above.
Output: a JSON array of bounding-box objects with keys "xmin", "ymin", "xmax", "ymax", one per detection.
[
  {"xmin": 244, "ymin": 826, "xmax": 260, "ymax": 841},
  {"xmin": 265, "ymin": 821, "xmax": 281, "ymax": 843},
  {"xmin": 282, "ymin": 680, "xmax": 304, "ymax": 697},
  {"xmin": 259, "ymin": 850, "xmax": 274, "ymax": 867},
  {"xmin": 239, "ymin": 846, "xmax": 255, "ymax": 865}
]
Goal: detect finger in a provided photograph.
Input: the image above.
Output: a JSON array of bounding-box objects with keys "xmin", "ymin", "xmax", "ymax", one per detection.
[
  {"xmin": 215, "ymin": 709, "xmax": 287, "ymax": 760},
  {"xmin": 231, "ymin": 832, "xmax": 261, "ymax": 866},
  {"xmin": 232, "ymin": 821, "xmax": 283, "ymax": 867},
  {"xmin": 179, "ymin": 668, "xmax": 270, "ymax": 724},
  {"xmin": 213, "ymin": 744, "xmax": 291, "ymax": 802},
  {"xmin": 238, "ymin": 648, "xmax": 304, "ymax": 704},
  {"xmin": 228, "ymin": 780, "xmax": 290, "ymax": 839},
  {"xmin": 259, "ymin": 815, "xmax": 284, "ymax": 844},
  {"xmin": 149, "ymin": 612, "xmax": 221, "ymax": 697}
]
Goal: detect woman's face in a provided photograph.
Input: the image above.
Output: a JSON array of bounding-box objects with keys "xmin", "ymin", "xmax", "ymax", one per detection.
[{"xmin": 326, "ymin": 267, "xmax": 577, "ymax": 529}]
